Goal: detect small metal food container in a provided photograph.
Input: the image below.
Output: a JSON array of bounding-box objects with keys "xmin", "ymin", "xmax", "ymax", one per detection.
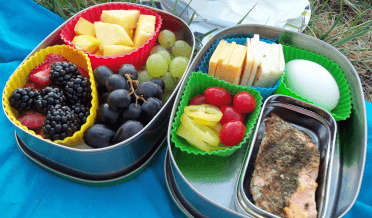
[
  {"xmin": 2, "ymin": 3, "xmax": 195, "ymax": 185},
  {"xmin": 234, "ymin": 94, "xmax": 336, "ymax": 218},
  {"xmin": 165, "ymin": 24, "xmax": 367, "ymax": 218}
]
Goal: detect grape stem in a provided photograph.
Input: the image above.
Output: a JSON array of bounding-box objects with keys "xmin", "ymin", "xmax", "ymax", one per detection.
[{"xmin": 125, "ymin": 74, "xmax": 147, "ymax": 108}]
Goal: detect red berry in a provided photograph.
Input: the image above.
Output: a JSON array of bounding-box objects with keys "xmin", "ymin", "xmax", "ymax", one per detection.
[
  {"xmin": 30, "ymin": 61, "xmax": 49, "ymax": 75},
  {"xmin": 29, "ymin": 54, "xmax": 66, "ymax": 76},
  {"xmin": 189, "ymin": 94, "xmax": 207, "ymax": 105},
  {"xmin": 233, "ymin": 91, "xmax": 256, "ymax": 113},
  {"xmin": 17, "ymin": 111, "xmax": 46, "ymax": 129},
  {"xmin": 219, "ymin": 120, "xmax": 246, "ymax": 146},
  {"xmin": 24, "ymin": 81, "xmax": 44, "ymax": 92},
  {"xmin": 204, "ymin": 87, "xmax": 231, "ymax": 107},
  {"xmin": 219, "ymin": 106, "xmax": 243, "ymax": 125},
  {"xmin": 45, "ymin": 53, "xmax": 67, "ymax": 64},
  {"xmin": 29, "ymin": 68, "xmax": 51, "ymax": 86}
]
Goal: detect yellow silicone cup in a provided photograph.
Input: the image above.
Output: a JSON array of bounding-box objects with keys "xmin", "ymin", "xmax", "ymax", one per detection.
[{"xmin": 3, "ymin": 45, "xmax": 98, "ymax": 147}]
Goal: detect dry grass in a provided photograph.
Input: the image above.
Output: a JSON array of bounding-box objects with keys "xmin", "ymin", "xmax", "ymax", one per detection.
[{"xmin": 304, "ymin": 0, "xmax": 372, "ymax": 101}]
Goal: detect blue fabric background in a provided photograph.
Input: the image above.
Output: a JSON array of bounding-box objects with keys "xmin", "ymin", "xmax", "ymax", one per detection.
[{"xmin": 0, "ymin": 0, "xmax": 370, "ymax": 217}]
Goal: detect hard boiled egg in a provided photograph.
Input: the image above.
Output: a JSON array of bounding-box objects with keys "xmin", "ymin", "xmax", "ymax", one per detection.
[{"xmin": 285, "ymin": 59, "xmax": 340, "ymax": 111}]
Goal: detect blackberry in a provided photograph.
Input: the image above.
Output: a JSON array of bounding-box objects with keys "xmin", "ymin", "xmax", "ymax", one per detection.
[
  {"xmin": 42, "ymin": 105, "xmax": 78, "ymax": 140},
  {"xmin": 50, "ymin": 62, "xmax": 79, "ymax": 88},
  {"xmin": 65, "ymin": 75, "xmax": 91, "ymax": 105},
  {"xmin": 9, "ymin": 88, "xmax": 40, "ymax": 112},
  {"xmin": 71, "ymin": 103, "xmax": 90, "ymax": 130},
  {"xmin": 34, "ymin": 87, "xmax": 66, "ymax": 114}
]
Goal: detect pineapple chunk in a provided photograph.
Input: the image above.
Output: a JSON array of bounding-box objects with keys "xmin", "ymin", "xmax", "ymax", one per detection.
[
  {"xmin": 72, "ymin": 35, "xmax": 101, "ymax": 53},
  {"xmin": 94, "ymin": 22, "xmax": 134, "ymax": 48},
  {"xmin": 74, "ymin": 17, "xmax": 95, "ymax": 37},
  {"xmin": 103, "ymin": 45, "xmax": 136, "ymax": 57},
  {"xmin": 101, "ymin": 10, "xmax": 140, "ymax": 39},
  {"xmin": 133, "ymin": 15, "xmax": 156, "ymax": 48}
]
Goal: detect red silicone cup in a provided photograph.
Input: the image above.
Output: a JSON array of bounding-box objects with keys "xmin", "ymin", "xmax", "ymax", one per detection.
[{"xmin": 60, "ymin": 3, "xmax": 163, "ymax": 72}]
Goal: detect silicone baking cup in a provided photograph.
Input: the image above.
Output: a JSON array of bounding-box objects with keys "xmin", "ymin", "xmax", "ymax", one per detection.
[
  {"xmin": 3, "ymin": 45, "xmax": 98, "ymax": 147},
  {"xmin": 60, "ymin": 2, "xmax": 163, "ymax": 71},
  {"xmin": 170, "ymin": 72, "xmax": 263, "ymax": 157},
  {"xmin": 197, "ymin": 36, "xmax": 280, "ymax": 100},
  {"xmin": 275, "ymin": 45, "xmax": 352, "ymax": 121}
]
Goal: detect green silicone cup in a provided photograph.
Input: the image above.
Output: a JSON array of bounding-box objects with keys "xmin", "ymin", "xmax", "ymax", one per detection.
[
  {"xmin": 274, "ymin": 45, "xmax": 352, "ymax": 121},
  {"xmin": 170, "ymin": 72, "xmax": 263, "ymax": 157}
]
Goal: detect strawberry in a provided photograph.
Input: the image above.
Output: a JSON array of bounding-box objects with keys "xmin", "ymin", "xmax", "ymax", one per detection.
[
  {"xmin": 30, "ymin": 53, "xmax": 66, "ymax": 75},
  {"xmin": 45, "ymin": 53, "xmax": 67, "ymax": 64},
  {"xmin": 35, "ymin": 129, "xmax": 45, "ymax": 139},
  {"xmin": 30, "ymin": 61, "xmax": 49, "ymax": 75},
  {"xmin": 78, "ymin": 67, "xmax": 90, "ymax": 79},
  {"xmin": 17, "ymin": 111, "xmax": 46, "ymax": 129},
  {"xmin": 29, "ymin": 68, "xmax": 51, "ymax": 86},
  {"xmin": 24, "ymin": 80, "xmax": 44, "ymax": 92}
]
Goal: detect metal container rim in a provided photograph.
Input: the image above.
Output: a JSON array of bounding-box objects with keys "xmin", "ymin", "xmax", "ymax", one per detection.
[{"xmin": 236, "ymin": 94, "xmax": 337, "ymax": 218}]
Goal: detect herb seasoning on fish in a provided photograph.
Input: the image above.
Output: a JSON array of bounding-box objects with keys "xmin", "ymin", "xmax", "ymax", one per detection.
[{"xmin": 250, "ymin": 114, "xmax": 320, "ymax": 218}]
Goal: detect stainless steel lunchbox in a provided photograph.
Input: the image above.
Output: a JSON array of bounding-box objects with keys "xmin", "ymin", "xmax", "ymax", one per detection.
[
  {"xmin": 2, "ymin": 3, "xmax": 195, "ymax": 185},
  {"xmin": 234, "ymin": 95, "xmax": 337, "ymax": 218},
  {"xmin": 165, "ymin": 24, "xmax": 367, "ymax": 217}
]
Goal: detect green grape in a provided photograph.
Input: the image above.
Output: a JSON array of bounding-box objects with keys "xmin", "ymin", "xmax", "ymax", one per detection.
[
  {"xmin": 138, "ymin": 70, "xmax": 153, "ymax": 83},
  {"xmin": 157, "ymin": 50, "xmax": 171, "ymax": 65},
  {"xmin": 150, "ymin": 45, "xmax": 166, "ymax": 55},
  {"xmin": 146, "ymin": 54, "xmax": 168, "ymax": 77},
  {"xmin": 158, "ymin": 30, "xmax": 176, "ymax": 49},
  {"xmin": 172, "ymin": 40, "xmax": 192, "ymax": 59},
  {"xmin": 161, "ymin": 71, "xmax": 176, "ymax": 89},
  {"xmin": 162, "ymin": 89, "xmax": 173, "ymax": 104},
  {"xmin": 169, "ymin": 56, "xmax": 188, "ymax": 78}
]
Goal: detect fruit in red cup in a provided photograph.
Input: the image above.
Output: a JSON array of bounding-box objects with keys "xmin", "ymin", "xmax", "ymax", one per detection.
[
  {"xmin": 219, "ymin": 120, "xmax": 246, "ymax": 146},
  {"xmin": 189, "ymin": 94, "xmax": 207, "ymax": 105},
  {"xmin": 219, "ymin": 106, "xmax": 243, "ymax": 125},
  {"xmin": 233, "ymin": 91, "xmax": 256, "ymax": 113},
  {"xmin": 204, "ymin": 87, "xmax": 231, "ymax": 107}
]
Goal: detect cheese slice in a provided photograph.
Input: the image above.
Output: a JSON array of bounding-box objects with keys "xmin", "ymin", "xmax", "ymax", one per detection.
[
  {"xmin": 216, "ymin": 42, "xmax": 237, "ymax": 82},
  {"xmin": 248, "ymin": 39, "xmax": 263, "ymax": 86},
  {"xmin": 264, "ymin": 43, "xmax": 282, "ymax": 87},
  {"xmin": 254, "ymin": 41, "xmax": 273, "ymax": 87},
  {"xmin": 214, "ymin": 42, "xmax": 235, "ymax": 80},
  {"xmin": 225, "ymin": 44, "xmax": 247, "ymax": 84},
  {"xmin": 240, "ymin": 38, "xmax": 254, "ymax": 86},
  {"xmin": 209, "ymin": 40, "xmax": 228, "ymax": 77}
]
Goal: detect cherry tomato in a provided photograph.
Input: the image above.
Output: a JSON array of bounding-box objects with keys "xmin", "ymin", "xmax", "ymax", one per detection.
[
  {"xmin": 233, "ymin": 91, "xmax": 256, "ymax": 113},
  {"xmin": 219, "ymin": 106, "xmax": 243, "ymax": 125},
  {"xmin": 189, "ymin": 94, "xmax": 208, "ymax": 105},
  {"xmin": 219, "ymin": 120, "xmax": 246, "ymax": 146},
  {"xmin": 204, "ymin": 87, "xmax": 232, "ymax": 107}
]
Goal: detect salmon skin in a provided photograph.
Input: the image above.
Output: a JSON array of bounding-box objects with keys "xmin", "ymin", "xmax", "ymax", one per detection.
[{"xmin": 250, "ymin": 114, "xmax": 320, "ymax": 218}]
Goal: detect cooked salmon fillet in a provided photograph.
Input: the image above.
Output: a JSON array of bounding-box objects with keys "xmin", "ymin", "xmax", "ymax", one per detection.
[{"xmin": 250, "ymin": 114, "xmax": 320, "ymax": 218}]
